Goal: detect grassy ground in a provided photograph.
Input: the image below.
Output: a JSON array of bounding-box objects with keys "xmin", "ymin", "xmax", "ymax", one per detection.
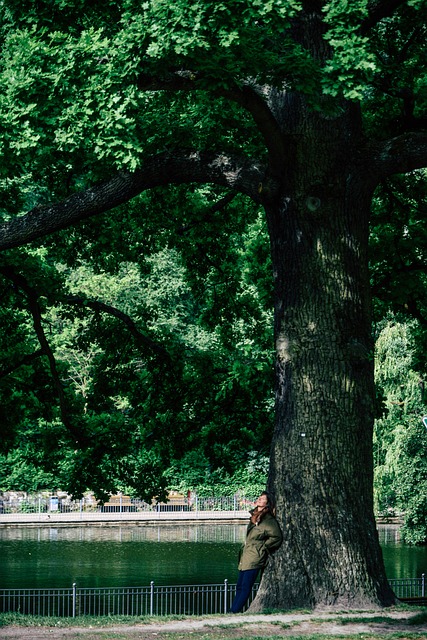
[{"xmin": 0, "ymin": 608, "xmax": 426, "ymax": 639}]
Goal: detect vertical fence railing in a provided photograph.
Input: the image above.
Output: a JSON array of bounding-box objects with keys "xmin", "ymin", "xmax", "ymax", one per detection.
[
  {"xmin": 0, "ymin": 587, "xmax": 75, "ymax": 617},
  {"xmin": 0, "ymin": 577, "xmax": 424, "ymax": 618},
  {"xmin": 223, "ymin": 578, "xmax": 228, "ymax": 614},
  {"xmin": 72, "ymin": 583, "xmax": 77, "ymax": 618},
  {"xmin": 0, "ymin": 580, "xmax": 253, "ymax": 617},
  {"xmin": 389, "ymin": 574, "xmax": 426, "ymax": 600},
  {"xmin": 150, "ymin": 581, "xmax": 154, "ymax": 616}
]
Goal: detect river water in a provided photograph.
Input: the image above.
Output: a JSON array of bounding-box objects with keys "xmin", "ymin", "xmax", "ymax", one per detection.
[{"xmin": 0, "ymin": 524, "xmax": 425, "ymax": 589}]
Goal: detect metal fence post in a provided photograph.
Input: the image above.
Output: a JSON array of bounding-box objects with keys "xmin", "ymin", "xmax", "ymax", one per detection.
[
  {"xmin": 223, "ymin": 579, "xmax": 228, "ymax": 614},
  {"xmin": 150, "ymin": 581, "xmax": 154, "ymax": 616},
  {"xmin": 72, "ymin": 583, "xmax": 77, "ymax": 618}
]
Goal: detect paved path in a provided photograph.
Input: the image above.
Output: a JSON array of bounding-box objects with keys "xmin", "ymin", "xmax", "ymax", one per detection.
[{"xmin": 1, "ymin": 609, "xmax": 426, "ymax": 639}]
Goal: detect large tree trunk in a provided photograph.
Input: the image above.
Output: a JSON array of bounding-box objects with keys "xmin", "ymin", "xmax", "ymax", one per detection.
[{"xmin": 251, "ymin": 99, "xmax": 396, "ymax": 610}]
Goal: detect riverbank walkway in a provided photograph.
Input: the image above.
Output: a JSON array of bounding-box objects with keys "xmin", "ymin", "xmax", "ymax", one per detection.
[
  {"xmin": 0, "ymin": 493, "xmax": 262, "ymax": 526},
  {"xmin": 0, "ymin": 510, "xmax": 251, "ymax": 526},
  {"xmin": 0, "ymin": 511, "xmax": 403, "ymax": 527},
  {"xmin": 0, "ymin": 490, "xmax": 403, "ymax": 527}
]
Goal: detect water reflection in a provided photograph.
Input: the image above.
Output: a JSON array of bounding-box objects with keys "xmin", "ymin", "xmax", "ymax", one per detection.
[
  {"xmin": 0, "ymin": 524, "xmax": 246, "ymax": 543},
  {"xmin": 377, "ymin": 525, "xmax": 400, "ymax": 545},
  {"xmin": 0, "ymin": 524, "xmax": 246, "ymax": 589},
  {"xmin": 0, "ymin": 524, "xmax": 425, "ymax": 590},
  {"xmin": 378, "ymin": 526, "xmax": 426, "ymax": 580}
]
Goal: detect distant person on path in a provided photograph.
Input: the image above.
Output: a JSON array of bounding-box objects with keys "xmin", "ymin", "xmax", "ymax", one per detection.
[{"xmin": 229, "ymin": 491, "xmax": 282, "ymax": 613}]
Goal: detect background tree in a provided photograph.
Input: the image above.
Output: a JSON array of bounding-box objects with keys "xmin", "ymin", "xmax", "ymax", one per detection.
[
  {"xmin": 373, "ymin": 316, "xmax": 427, "ymax": 545},
  {"xmin": 0, "ymin": 202, "xmax": 274, "ymax": 499},
  {"xmin": 1, "ymin": 0, "xmax": 427, "ymax": 610},
  {"xmin": 370, "ymin": 173, "xmax": 427, "ymax": 367}
]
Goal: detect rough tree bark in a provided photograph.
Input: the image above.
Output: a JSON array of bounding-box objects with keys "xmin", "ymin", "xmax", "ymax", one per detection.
[
  {"xmin": 250, "ymin": 95, "xmax": 396, "ymax": 610},
  {"xmin": 246, "ymin": 2, "xmax": 427, "ymax": 609}
]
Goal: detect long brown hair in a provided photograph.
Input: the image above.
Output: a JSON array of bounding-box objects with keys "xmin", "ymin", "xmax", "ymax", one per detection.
[
  {"xmin": 251, "ymin": 491, "xmax": 275, "ymax": 524},
  {"xmin": 261, "ymin": 491, "xmax": 276, "ymax": 515}
]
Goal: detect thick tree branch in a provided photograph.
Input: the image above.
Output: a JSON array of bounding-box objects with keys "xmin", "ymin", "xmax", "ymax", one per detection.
[
  {"xmin": 0, "ymin": 266, "xmax": 82, "ymax": 443},
  {"xmin": 372, "ymin": 262, "xmax": 427, "ymax": 293},
  {"xmin": 0, "ymin": 151, "xmax": 271, "ymax": 252},
  {"xmin": 65, "ymin": 296, "xmax": 170, "ymax": 361},
  {"xmin": 137, "ymin": 73, "xmax": 286, "ymax": 169},
  {"xmin": 370, "ymin": 132, "xmax": 427, "ymax": 179},
  {"xmin": 218, "ymin": 84, "xmax": 287, "ymax": 170},
  {"xmin": 361, "ymin": 0, "xmax": 407, "ymax": 33},
  {"xmin": 0, "ymin": 349, "xmax": 44, "ymax": 379},
  {"xmin": 404, "ymin": 296, "xmax": 427, "ymax": 329},
  {"xmin": 372, "ymin": 23, "xmax": 426, "ymax": 135}
]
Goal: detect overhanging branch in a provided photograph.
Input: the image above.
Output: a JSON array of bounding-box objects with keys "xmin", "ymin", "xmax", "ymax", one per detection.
[
  {"xmin": 0, "ymin": 266, "xmax": 83, "ymax": 443},
  {"xmin": 66, "ymin": 296, "xmax": 171, "ymax": 361},
  {"xmin": 137, "ymin": 73, "xmax": 286, "ymax": 169},
  {"xmin": 0, "ymin": 151, "xmax": 271, "ymax": 252},
  {"xmin": 362, "ymin": 0, "xmax": 407, "ymax": 33},
  {"xmin": 370, "ymin": 132, "xmax": 427, "ymax": 179}
]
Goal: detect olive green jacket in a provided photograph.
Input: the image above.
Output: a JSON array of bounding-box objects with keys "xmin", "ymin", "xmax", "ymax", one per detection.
[{"xmin": 238, "ymin": 512, "xmax": 283, "ymax": 571}]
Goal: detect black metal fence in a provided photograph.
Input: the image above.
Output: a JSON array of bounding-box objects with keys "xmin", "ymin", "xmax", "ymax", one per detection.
[
  {"xmin": 0, "ymin": 580, "xmax": 248, "ymax": 617},
  {"xmin": 0, "ymin": 576, "xmax": 424, "ymax": 617},
  {"xmin": 389, "ymin": 575, "xmax": 427, "ymax": 605}
]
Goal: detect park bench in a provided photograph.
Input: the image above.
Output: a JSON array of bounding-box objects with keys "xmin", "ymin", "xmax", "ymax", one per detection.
[{"xmin": 101, "ymin": 495, "xmax": 135, "ymax": 512}]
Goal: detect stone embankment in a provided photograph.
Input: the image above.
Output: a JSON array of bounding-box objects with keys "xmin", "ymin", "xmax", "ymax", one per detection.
[
  {"xmin": 0, "ymin": 512, "xmax": 403, "ymax": 527},
  {"xmin": 0, "ymin": 510, "xmax": 250, "ymax": 527}
]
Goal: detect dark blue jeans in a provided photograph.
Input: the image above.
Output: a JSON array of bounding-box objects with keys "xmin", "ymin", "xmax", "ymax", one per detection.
[{"xmin": 229, "ymin": 568, "xmax": 259, "ymax": 613}]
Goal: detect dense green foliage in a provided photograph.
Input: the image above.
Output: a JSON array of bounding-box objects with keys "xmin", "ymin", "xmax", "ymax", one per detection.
[
  {"xmin": 0, "ymin": 0, "xmax": 426, "ymax": 548},
  {"xmin": 0, "ymin": 197, "xmax": 274, "ymax": 501},
  {"xmin": 369, "ymin": 171, "xmax": 427, "ymax": 543},
  {"xmin": 370, "ymin": 174, "xmax": 427, "ymax": 369}
]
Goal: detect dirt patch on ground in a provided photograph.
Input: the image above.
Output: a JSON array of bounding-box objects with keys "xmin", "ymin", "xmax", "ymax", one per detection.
[{"xmin": 1, "ymin": 609, "xmax": 426, "ymax": 640}]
